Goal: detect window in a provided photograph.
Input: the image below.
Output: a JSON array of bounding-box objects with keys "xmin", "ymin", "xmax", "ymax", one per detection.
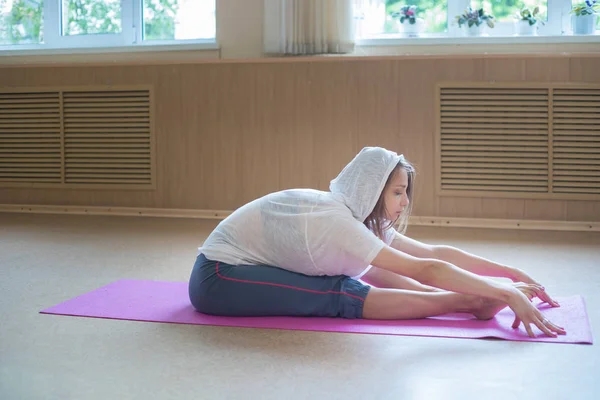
[
  {"xmin": 62, "ymin": 0, "xmax": 122, "ymax": 36},
  {"xmin": 355, "ymin": 0, "xmax": 598, "ymax": 39},
  {"xmin": 143, "ymin": 0, "xmax": 215, "ymax": 41},
  {"xmin": 0, "ymin": 0, "xmax": 215, "ymax": 49},
  {"xmin": 0, "ymin": 0, "xmax": 43, "ymax": 45}
]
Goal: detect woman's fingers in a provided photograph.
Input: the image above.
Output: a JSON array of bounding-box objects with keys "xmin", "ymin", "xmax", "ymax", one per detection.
[
  {"xmin": 534, "ymin": 317, "xmax": 558, "ymax": 338},
  {"xmin": 524, "ymin": 284, "xmax": 560, "ymax": 307},
  {"xmin": 515, "ymin": 284, "xmax": 537, "ymax": 301},
  {"xmin": 530, "ymin": 311, "xmax": 566, "ymax": 337},
  {"xmin": 512, "ymin": 311, "xmax": 566, "ymax": 338},
  {"xmin": 525, "ymin": 322, "xmax": 535, "ymax": 338},
  {"xmin": 530, "ymin": 284, "xmax": 561, "ymax": 307},
  {"xmin": 514, "ymin": 317, "xmax": 559, "ymax": 338},
  {"xmin": 540, "ymin": 292, "xmax": 560, "ymax": 307},
  {"xmin": 512, "ymin": 316, "xmax": 520, "ymax": 329},
  {"xmin": 545, "ymin": 319, "xmax": 567, "ymax": 335}
]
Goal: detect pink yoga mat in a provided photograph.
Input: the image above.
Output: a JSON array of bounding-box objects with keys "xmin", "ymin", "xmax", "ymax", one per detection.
[{"xmin": 41, "ymin": 279, "xmax": 593, "ymax": 344}]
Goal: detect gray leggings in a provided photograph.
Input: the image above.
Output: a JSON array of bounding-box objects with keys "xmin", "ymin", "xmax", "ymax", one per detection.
[{"xmin": 188, "ymin": 254, "xmax": 370, "ymax": 319}]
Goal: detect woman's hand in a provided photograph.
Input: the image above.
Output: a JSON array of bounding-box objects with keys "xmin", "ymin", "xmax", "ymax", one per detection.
[
  {"xmin": 506, "ymin": 288, "xmax": 566, "ymax": 338},
  {"xmin": 511, "ymin": 269, "xmax": 560, "ymax": 307}
]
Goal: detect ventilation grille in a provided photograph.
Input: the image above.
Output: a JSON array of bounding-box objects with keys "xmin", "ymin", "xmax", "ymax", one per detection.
[
  {"xmin": 552, "ymin": 88, "xmax": 600, "ymax": 195},
  {"xmin": 440, "ymin": 87, "xmax": 549, "ymax": 192},
  {"xmin": 438, "ymin": 84, "xmax": 600, "ymax": 199},
  {"xmin": 0, "ymin": 87, "xmax": 153, "ymax": 188},
  {"xmin": 63, "ymin": 91, "xmax": 151, "ymax": 184},
  {"xmin": 0, "ymin": 92, "xmax": 62, "ymax": 183}
]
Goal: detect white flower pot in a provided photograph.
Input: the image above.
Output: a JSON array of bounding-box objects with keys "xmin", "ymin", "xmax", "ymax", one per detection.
[
  {"xmin": 398, "ymin": 18, "xmax": 424, "ymax": 36},
  {"xmin": 464, "ymin": 24, "xmax": 484, "ymax": 36},
  {"xmin": 572, "ymin": 14, "xmax": 597, "ymax": 35},
  {"xmin": 516, "ymin": 19, "xmax": 538, "ymax": 35}
]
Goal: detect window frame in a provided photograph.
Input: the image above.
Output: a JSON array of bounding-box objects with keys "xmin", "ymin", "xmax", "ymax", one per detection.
[{"xmin": 0, "ymin": 0, "xmax": 216, "ymax": 51}]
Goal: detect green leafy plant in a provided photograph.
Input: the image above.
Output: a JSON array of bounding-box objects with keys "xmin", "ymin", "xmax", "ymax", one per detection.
[
  {"xmin": 571, "ymin": 1, "xmax": 599, "ymax": 16},
  {"xmin": 455, "ymin": 7, "xmax": 495, "ymax": 29},
  {"xmin": 516, "ymin": 6, "xmax": 545, "ymax": 26},
  {"xmin": 391, "ymin": 5, "xmax": 419, "ymax": 25}
]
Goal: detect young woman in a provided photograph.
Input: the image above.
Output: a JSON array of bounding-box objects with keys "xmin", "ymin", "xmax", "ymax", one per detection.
[{"xmin": 189, "ymin": 147, "xmax": 565, "ymax": 338}]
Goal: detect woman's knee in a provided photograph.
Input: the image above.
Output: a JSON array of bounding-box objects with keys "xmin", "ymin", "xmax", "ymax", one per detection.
[
  {"xmin": 188, "ymin": 255, "xmax": 221, "ymax": 313},
  {"xmin": 189, "ymin": 278, "xmax": 223, "ymax": 314}
]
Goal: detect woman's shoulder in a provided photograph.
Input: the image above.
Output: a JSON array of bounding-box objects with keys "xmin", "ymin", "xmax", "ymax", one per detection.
[
  {"xmin": 264, "ymin": 188, "xmax": 333, "ymax": 204},
  {"xmin": 259, "ymin": 189, "xmax": 352, "ymax": 215}
]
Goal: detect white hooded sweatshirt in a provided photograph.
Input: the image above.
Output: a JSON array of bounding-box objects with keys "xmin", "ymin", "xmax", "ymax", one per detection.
[{"xmin": 199, "ymin": 147, "xmax": 403, "ymax": 278}]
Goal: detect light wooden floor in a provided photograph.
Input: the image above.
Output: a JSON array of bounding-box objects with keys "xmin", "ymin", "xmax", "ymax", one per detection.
[{"xmin": 1, "ymin": 212, "xmax": 599, "ymax": 400}]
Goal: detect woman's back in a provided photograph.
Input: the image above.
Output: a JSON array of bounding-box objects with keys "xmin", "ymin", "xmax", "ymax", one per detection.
[{"xmin": 200, "ymin": 188, "xmax": 393, "ymax": 278}]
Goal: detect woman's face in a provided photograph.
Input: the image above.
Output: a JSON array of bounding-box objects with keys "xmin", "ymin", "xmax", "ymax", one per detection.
[{"xmin": 383, "ymin": 168, "xmax": 410, "ymax": 221}]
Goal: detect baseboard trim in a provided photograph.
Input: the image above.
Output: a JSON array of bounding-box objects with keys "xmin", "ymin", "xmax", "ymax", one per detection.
[
  {"xmin": 0, "ymin": 204, "xmax": 231, "ymax": 220},
  {"xmin": 1, "ymin": 204, "xmax": 598, "ymax": 232},
  {"xmin": 409, "ymin": 216, "xmax": 598, "ymax": 232}
]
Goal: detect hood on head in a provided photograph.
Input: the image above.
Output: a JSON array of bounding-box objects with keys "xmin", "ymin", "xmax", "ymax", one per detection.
[{"xmin": 329, "ymin": 147, "xmax": 403, "ymax": 222}]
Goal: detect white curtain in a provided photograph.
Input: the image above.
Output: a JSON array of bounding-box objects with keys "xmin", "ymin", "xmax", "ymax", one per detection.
[{"xmin": 264, "ymin": 0, "xmax": 356, "ymax": 55}]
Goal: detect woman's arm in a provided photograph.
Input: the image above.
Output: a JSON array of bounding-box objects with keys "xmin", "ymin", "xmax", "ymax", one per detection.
[
  {"xmin": 371, "ymin": 245, "xmax": 514, "ymax": 302},
  {"xmin": 390, "ymin": 232, "xmax": 517, "ymax": 279},
  {"xmin": 390, "ymin": 233, "xmax": 558, "ymax": 306},
  {"xmin": 360, "ymin": 266, "xmax": 441, "ymax": 292},
  {"xmin": 433, "ymin": 245, "xmax": 519, "ymax": 280}
]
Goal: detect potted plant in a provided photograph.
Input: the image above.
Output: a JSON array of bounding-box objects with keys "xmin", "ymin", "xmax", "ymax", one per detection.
[
  {"xmin": 391, "ymin": 5, "xmax": 424, "ymax": 35},
  {"xmin": 515, "ymin": 6, "xmax": 545, "ymax": 35},
  {"xmin": 455, "ymin": 7, "xmax": 495, "ymax": 36},
  {"xmin": 571, "ymin": 1, "xmax": 599, "ymax": 34}
]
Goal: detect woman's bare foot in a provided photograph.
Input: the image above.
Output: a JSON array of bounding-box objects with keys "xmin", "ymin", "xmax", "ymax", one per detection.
[
  {"xmin": 471, "ymin": 297, "xmax": 509, "ymax": 320},
  {"xmin": 470, "ymin": 282, "xmax": 538, "ymax": 320}
]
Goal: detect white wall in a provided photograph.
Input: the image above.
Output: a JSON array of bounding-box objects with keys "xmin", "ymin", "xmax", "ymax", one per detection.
[{"xmin": 217, "ymin": 0, "xmax": 264, "ymax": 59}]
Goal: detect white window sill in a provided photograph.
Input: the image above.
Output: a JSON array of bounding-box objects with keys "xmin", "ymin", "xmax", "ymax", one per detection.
[
  {"xmin": 357, "ymin": 33, "xmax": 600, "ymax": 46},
  {"xmin": 354, "ymin": 34, "xmax": 600, "ymax": 57},
  {"xmin": 0, "ymin": 41, "xmax": 220, "ymax": 67}
]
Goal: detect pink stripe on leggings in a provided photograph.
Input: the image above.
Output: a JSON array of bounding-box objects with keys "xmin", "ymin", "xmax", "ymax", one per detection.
[{"xmin": 215, "ymin": 262, "xmax": 365, "ymax": 302}]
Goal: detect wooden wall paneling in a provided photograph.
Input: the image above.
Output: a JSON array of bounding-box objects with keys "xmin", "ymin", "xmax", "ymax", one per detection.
[
  {"xmin": 197, "ymin": 64, "xmax": 227, "ymax": 209},
  {"xmin": 480, "ymin": 198, "xmax": 526, "ymax": 219},
  {"xmin": 252, "ymin": 63, "xmax": 283, "ymax": 199},
  {"xmin": 405, "ymin": 60, "xmax": 437, "ymax": 217},
  {"xmin": 231, "ymin": 64, "xmax": 260, "ymax": 206},
  {"xmin": 570, "ymin": 57, "xmax": 600, "ymax": 82},
  {"xmin": 565, "ymin": 201, "xmax": 600, "ymax": 221},
  {"xmin": 309, "ymin": 62, "xmax": 360, "ymax": 191},
  {"xmin": 354, "ymin": 60, "xmax": 398, "ymax": 151},
  {"xmin": 483, "ymin": 58, "xmax": 527, "ymax": 81},
  {"xmin": 159, "ymin": 65, "xmax": 208, "ymax": 209},
  {"xmin": 438, "ymin": 196, "xmax": 483, "ymax": 218},
  {"xmin": 523, "ymin": 199, "xmax": 567, "ymax": 220},
  {"xmin": 0, "ymin": 68, "xmax": 27, "ymax": 86},
  {"xmin": 276, "ymin": 63, "xmax": 315, "ymax": 191},
  {"xmin": 155, "ymin": 66, "xmax": 183, "ymax": 208},
  {"xmin": 434, "ymin": 59, "xmax": 484, "ymax": 81},
  {"xmin": 304, "ymin": 62, "xmax": 346, "ymax": 191},
  {"xmin": 1, "ymin": 56, "xmax": 599, "ymax": 223},
  {"xmin": 525, "ymin": 58, "xmax": 570, "ymax": 82},
  {"xmin": 239, "ymin": 63, "xmax": 282, "ymax": 205},
  {"xmin": 212, "ymin": 64, "xmax": 245, "ymax": 210}
]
